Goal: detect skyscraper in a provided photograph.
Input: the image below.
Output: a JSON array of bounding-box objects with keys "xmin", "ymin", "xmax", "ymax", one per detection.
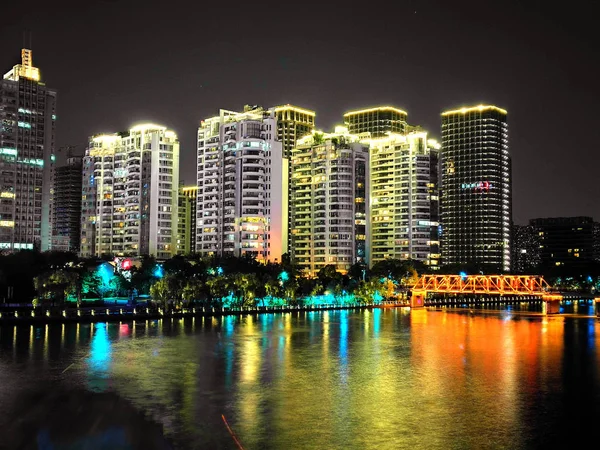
[
  {"xmin": 196, "ymin": 106, "xmax": 287, "ymax": 263},
  {"xmin": 80, "ymin": 124, "xmax": 180, "ymax": 259},
  {"xmin": 440, "ymin": 105, "xmax": 511, "ymax": 272},
  {"xmin": 344, "ymin": 106, "xmax": 408, "ymax": 138},
  {"xmin": 0, "ymin": 48, "xmax": 56, "ymax": 252},
  {"xmin": 290, "ymin": 127, "xmax": 369, "ymax": 276},
  {"xmin": 52, "ymin": 156, "xmax": 83, "ymax": 253},
  {"xmin": 366, "ymin": 132, "xmax": 440, "ymax": 268}
]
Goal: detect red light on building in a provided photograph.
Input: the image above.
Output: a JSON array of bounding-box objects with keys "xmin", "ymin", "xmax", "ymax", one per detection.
[{"xmin": 122, "ymin": 259, "xmax": 132, "ymax": 270}]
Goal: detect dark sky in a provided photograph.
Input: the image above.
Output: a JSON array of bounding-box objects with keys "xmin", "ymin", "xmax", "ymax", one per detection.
[{"xmin": 2, "ymin": 0, "xmax": 598, "ymax": 225}]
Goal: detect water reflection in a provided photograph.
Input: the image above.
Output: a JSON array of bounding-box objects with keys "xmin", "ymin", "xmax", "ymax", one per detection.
[{"xmin": 0, "ymin": 309, "xmax": 599, "ymax": 449}]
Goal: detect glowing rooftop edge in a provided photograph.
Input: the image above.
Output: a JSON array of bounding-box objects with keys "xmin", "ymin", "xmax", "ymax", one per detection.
[
  {"xmin": 343, "ymin": 106, "xmax": 408, "ymax": 117},
  {"xmin": 441, "ymin": 105, "xmax": 507, "ymax": 116}
]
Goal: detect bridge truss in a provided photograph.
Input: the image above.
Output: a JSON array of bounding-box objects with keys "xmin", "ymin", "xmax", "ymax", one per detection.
[{"xmin": 411, "ymin": 275, "xmax": 552, "ymax": 296}]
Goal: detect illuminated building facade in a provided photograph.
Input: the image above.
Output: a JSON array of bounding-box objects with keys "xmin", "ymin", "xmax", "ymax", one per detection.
[
  {"xmin": 196, "ymin": 106, "xmax": 287, "ymax": 263},
  {"xmin": 51, "ymin": 156, "xmax": 83, "ymax": 253},
  {"xmin": 441, "ymin": 105, "xmax": 511, "ymax": 272},
  {"xmin": 80, "ymin": 124, "xmax": 179, "ymax": 259},
  {"xmin": 344, "ymin": 106, "xmax": 408, "ymax": 138},
  {"xmin": 291, "ymin": 127, "xmax": 369, "ymax": 275},
  {"xmin": 271, "ymin": 104, "xmax": 315, "ymax": 253},
  {"xmin": 0, "ymin": 48, "xmax": 56, "ymax": 251},
  {"xmin": 529, "ymin": 217, "xmax": 597, "ymax": 273},
  {"xmin": 178, "ymin": 185, "xmax": 197, "ymax": 254},
  {"xmin": 366, "ymin": 132, "xmax": 440, "ymax": 267}
]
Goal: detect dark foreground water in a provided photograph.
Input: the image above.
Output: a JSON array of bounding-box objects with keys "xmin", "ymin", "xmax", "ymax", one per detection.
[{"xmin": 1, "ymin": 306, "xmax": 600, "ymax": 449}]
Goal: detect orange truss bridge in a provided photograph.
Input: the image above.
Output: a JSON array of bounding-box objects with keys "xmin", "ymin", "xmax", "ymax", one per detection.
[{"xmin": 409, "ymin": 275, "xmax": 563, "ymax": 313}]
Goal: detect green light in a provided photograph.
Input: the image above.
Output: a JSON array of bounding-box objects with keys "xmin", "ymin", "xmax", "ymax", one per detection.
[
  {"xmin": 52, "ymin": 114, "xmax": 57, "ymax": 120},
  {"xmin": 51, "ymin": 154, "xmax": 56, "ymax": 162},
  {"xmin": 0, "ymin": 148, "xmax": 17, "ymax": 156},
  {"xmin": 18, "ymin": 121, "xmax": 31, "ymax": 129}
]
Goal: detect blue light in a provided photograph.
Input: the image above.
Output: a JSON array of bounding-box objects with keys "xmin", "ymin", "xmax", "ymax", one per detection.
[
  {"xmin": 216, "ymin": 266, "xmax": 224, "ymax": 276},
  {"xmin": 87, "ymin": 323, "xmax": 112, "ymax": 391},
  {"xmin": 154, "ymin": 264, "xmax": 164, "ymax": 278},
  {"xmin": 278, "ymin": 271, "xmax": 289, "ymax": 283},
  {"xmin": 460, "ymin": 271, "xmax": 467, "ymax": 280}
]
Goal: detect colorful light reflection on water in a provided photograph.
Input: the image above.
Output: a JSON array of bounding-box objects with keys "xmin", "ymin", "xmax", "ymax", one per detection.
[{"xmin": 1, "ymin": 307, "xmax": 600, "ymax": 449}]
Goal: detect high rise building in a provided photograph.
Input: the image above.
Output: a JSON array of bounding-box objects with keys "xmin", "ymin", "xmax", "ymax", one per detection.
[
  {"xmin": 80, "ymin": 124, "xmax": 179, "ymax": 259},
  {"xmin": 51, "ymin": 156, "xmax": 83, "ymax": 253},
  {"xmin": 366, "ymin": 132, "xmax": 440, "ymax": 267},
  {"xmin": 0, "ymin": 48, "xmax": 56, "ymax": 252},
  {"xmin": 196, "ymin": 106, "xmax": 287, "ymax": 263},
  {"xmin": 178, "ymin": 185, "xmax": 197, "ymax": 254},
  {"xmin": 440, "ymin": 105, "xmax": 511, "ymax": 272},
  {"xmin": 271, "ymin": 105, "xmax": 315, "ymax": 254},
  {"xmin": 529, "ymin": 217, "xmax": 597, "ymax": 273},
  {"xmin": 511, "ymin": 224, "xmax": 540, "ymax": 273},
  {"xmin": 344, "ymin": 106, "xmax": 408, "ymax": 138},
  {"xmin": 290, "ymin": 127, "xmax": 369, "ymax": 276}
]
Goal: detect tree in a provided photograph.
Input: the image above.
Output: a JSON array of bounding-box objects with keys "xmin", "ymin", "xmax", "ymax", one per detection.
[
  {"xmin": 182, "ymin": 278, "xmax": 206, "ymax": 306},
  {"xmin": 34, "ymin": 269, "xmax": 79, "ymax": 306},
  {"xmin": 150, "ymin": 278, "xmax": 170, "ymax": 310}
]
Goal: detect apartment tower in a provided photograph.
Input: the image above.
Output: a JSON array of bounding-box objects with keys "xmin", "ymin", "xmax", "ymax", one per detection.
[
  {"xmin": 196, "ymin": 106, "xmax": 287, "ymax": 263},
  {"xmin": 51, "ymin": 156, "xmax": 83, "ymax": 252},
  {"xmin": 80, "ymin": 124, "xmax": 179, "ymax": 259},
  {"xmin": 291, "ymin": 127, "xmax": 369, "ymax": 276}
]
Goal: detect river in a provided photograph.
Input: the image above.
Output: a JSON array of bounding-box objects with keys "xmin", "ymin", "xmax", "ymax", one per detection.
[{"xmin": 1, "ymin": 306, "xmax": 599, "ymax": 449}]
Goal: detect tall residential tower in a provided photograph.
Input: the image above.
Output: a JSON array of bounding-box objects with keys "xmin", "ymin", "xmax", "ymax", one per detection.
[
  {"xmin": 290, "ymin": 127, "xmax": 369, "ymax": 276},
  {"xmin": 0, "ymin": 49, "xmax": 56, "ymax": 251},
  {"xmin": 440, "ymin": 105, "xmax": 511, "ymax": 272},
  {"xmin": 80, "ymin": 124, "xmax": 180, "ymax": 259},
  {"xmin": 52, "ymin": 156, "xmax": 83, "ymax": 253},
  {"xmin": 344, "ymin": 106, "xmax": 408, "ymax": 138},
  {"xmin": 366, "ymin": 132, "xmax": 440, "ymax": 267},
  {"xmin": 196, "ymin": 106, "xmax": 287, "ymax": 263}
]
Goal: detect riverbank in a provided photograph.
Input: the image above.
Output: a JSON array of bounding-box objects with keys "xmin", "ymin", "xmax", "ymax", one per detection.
[{"xmin": 0, "ymin": 302, "xmax": 408, "ymax": 325}]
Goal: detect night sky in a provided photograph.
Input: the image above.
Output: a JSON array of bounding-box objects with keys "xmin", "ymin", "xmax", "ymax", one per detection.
[{"xmin": 1, "ymin": 0, "xmax": 598, "ymax": 225}]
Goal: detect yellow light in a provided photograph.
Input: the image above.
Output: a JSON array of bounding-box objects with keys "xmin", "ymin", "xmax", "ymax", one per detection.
[
  {"xmin": 272, "ymin": 105, "xmax": 316, "ymax": 116},
  {"xmin": 0, "ymin": 220, "xmax": 15, "ymax": 227},
  {"xmin": 129, "ymin": 123, "xmax": 168, "ymax": 133},
  {"xmin": 1, "ymin": 192, "xmax": 15, "ymax": 198},
  {"xmin": 441, "ymin": 105, "xmax": 507, "ymax": 116},
  {"xmin": 343, "ymin": 106, "xmax": 408, "ymax": 117}
]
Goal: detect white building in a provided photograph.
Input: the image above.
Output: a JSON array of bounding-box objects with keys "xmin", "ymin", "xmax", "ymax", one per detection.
[
  {"xmin": 366, "ymin": 132, "xmax": 440, "ymax": 268},
  {"xmin": 291, "ymin": 127, "xmax": 369, "ymax": 276},
  {"xmin": 196, "ymin": 106, "xmax": 287, "ymax": 263},
  {"xmin": 80, "ymin": 124, "xmax": 179, "ymax": 259}
]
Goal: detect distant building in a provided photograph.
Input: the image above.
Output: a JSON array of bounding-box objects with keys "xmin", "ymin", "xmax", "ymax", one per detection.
[
  {"xmin": 271, "ymin": 105, "xmax": 315, "ymax": 253},
  {"xmin": 0, "ymin": 48, "xmax": 57, "ymax": 252},
  {"xmin": 529, "ymin": 217, "xmax": 597, "ymax": 272},
  {"xmin": 511, "ymin": 224, "xmax": 540, "ymax": 273},
  {"xmin": 344, "ymin": 106, "xmax": 409, "ymax": 138},
  {"xmin": 80, "ymin": 124, "xmax": 180, "ymax": 259},
  {"xmin": 440, "ymin": 105, "xmax": 511, "ymax": 272},
  {"xmin": 178, "ymin": 185, "xmax": 197, "ymax": 255},
  {"xmin": 196, "ymin": 106, "xmax": 287, "ymax": 263},
  {"xmin": 52, "ymin": 156, "xmax": 83, "ymax": 253},
  {"xmin": 365, "ymin": 132, "xmax": 440, "ymax": 268},
  {"xmin": 291, "ymin": 127, "xmax": 369, "ymax": 276}
]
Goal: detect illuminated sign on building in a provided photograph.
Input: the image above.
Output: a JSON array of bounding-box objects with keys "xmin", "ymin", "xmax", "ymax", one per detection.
[{"xmin": 461, "ymin": 181, "xmax": 492, "ymax": 191}]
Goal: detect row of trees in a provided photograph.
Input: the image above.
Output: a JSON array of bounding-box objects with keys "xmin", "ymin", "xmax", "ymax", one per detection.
[{"xmin": 4, "ymin": 249, "xmax": 600, "ymax": 308}]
